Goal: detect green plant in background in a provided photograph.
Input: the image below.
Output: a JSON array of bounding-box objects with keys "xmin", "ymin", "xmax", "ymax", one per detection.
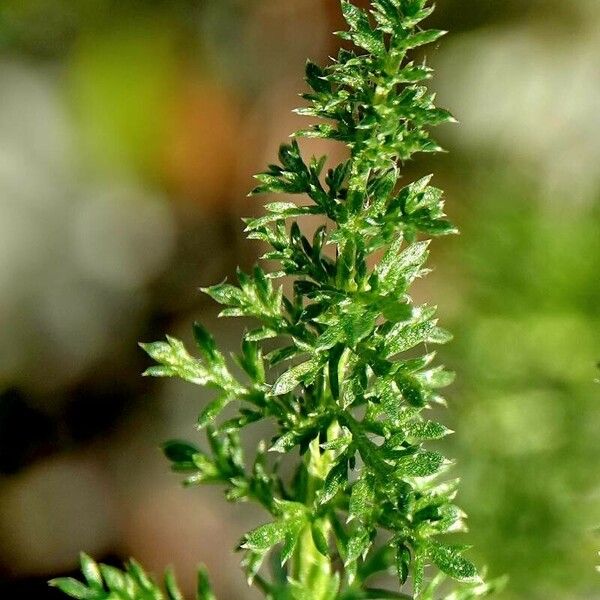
[
  {"xmin": 443, "ymin": 179, "xmax": 600, "ymax": 598},
  {"xmin": 50, "ymin": 1, "xmax": 501, "ymax": 598}
]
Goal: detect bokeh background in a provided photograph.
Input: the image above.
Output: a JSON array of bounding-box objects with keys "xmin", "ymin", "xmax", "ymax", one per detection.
[{"xmin": 0, "ymin": 1, "xmax": 598, "ymax": 598}]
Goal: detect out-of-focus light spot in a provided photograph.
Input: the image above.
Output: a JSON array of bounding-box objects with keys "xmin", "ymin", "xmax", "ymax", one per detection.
[
  {"xmin": 71, "ymin": 184, "xmax": 175, "ymax": 291},
  {"xmin": 0, "ymin": 60, "xmax": 176, "ymax": 395},
  {"xmin": 121, "ymin": 485, "xmax": 244, "ymax": 598},
  {"xmin": 35, "ymin": 276, "xmax": 116, "ymax": 386},
  {"xmin": 0, "ymin": 60, "xmax": 73, "ymax": 173},
  {"xmin": 435, "ymin": 23, "xmax": 600, "ymax": 204},
  {"xmin": 162, "ymin": 82, "xmax": 239, "ymax": 208},
  {"xmin": 467, "ymin": 390, "xmax": 565, "ymax": 456},
  {"xmin": 0, "ymin": 455, "xmax": 116, "ymax": 575},
  {"xmin": 67, "ymin": 24, "xmax": 177, "ymax": 178}
]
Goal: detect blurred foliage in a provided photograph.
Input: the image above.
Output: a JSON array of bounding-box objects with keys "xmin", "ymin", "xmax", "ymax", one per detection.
[
  {"xmin": 441, "ymin": 171, "xmax": 600, "ymax": 599},
  {"xmin": 67, "ymin": 23, "xmax": 178, "ymax": 177},
  {"xmin": 50, "ymin": 553, "xmax": 217, "ymax": 600},
  {"xmin": 0, "ymin": 0, "xmax": 201, "ymax": 58}
]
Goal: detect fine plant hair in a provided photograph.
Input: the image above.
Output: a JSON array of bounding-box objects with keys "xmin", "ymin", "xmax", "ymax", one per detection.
[{"xmin": 51, "ymin": 1, "xmax": 503, "ymax": 599}]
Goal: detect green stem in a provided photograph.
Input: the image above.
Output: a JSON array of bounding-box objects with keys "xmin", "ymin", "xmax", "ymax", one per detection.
[{"xmin": 291, "ymin": 426, "xmax": 339, "ymax": 597}]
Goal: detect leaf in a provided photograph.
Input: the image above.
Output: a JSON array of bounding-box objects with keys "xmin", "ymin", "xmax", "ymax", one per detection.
[
  {"xmin": 397, "ymin": 241, "xmax": 430, "ymax": 271},
  {"xmin": 269, "ymin": 431, "xmax": 300, "ymax": 453},
  {"xmin": 48, "ymin": 578, "xmax": 96, "ymax": 600},
  {"xmin": 281, "ymin": 521, "xmax": 304, "ymax": 565},
  {"xmin": 165, "ymin": 567, "xmax": 184, "ymax": 600},
  {"xmin": 379, "ymin": 297, "xmax": 412, "ymax": 323},
  {"xmin": 348, "ymin": 476, "xmax": 376, "ymax": 522},
  {"xmin": 127, "ymin": 560, "xmax": 156, "ymax": 593},
  {"xmin": 395, "ymin": 373, "xmax": 425, "ymax": 408},
  {"xmin": 320, "ymin": 429, "xmax": 352, "ymax": 452},
  {"xmin": 376, "ymin": 235, "xmax": 404, "ymax": 292},
  {"xmin": 306, "ymin": 60, "xmax": 331, "ymax": 93},
  {"xmin": 375, "ymin": 378, "xmax": 402, "ymax": 423},
  {"xmin": 245, "ymin": 327, "xmax": 278, "ymax": 342},
  {"xmin": 272, "ymin": 359, "xmax": 321, "ymax": 395},
  {"xmin": 196, "ymin": 565, "xmax": 217, "ymax": 600},
  {"xmin": 99, "ymin": 565, "xmax": 126, "ymax": 592},
  {"xmin": 395, "ymin": 451, "xmax": 445, "ymax": 477},
  {"xmin": 427, "ymin": 326, "xmax": 453, "ymax": 345},
  {"xmin": 418, "ymin": 366, "xmax": 455, "ymax": 389},
  {"xmin": 403, "ymin": 419, "xmax": 452, "ymax": 440},
  {"xmin": 404, "ymin": 29, "xmax": 446, "ymax": 50},
  {"xmin": 197, "ymin": 395, "xmax": 233, "ymax": 430},
  {"xmin": 412, "ymin": 550, "xmax": 426, "ymax": 597},
  {"xmin": 311, "ymin": 521, "xmax": 330, "ymax": 557},
  {"xmin": 384, "ymin": 320, "xmax": 436, "ymax": 357},
  {"xmin": 345, "ymin": 527, "xmax": 371, "ymax": 564},
  {"xmin": 340, "ymin": 2, "xmax": 386, "ymax": 56},
  {"xmin": 242, "ymin": 521, "xmax": 287, "ymax": 551},
  {"xmin": 241, "ymin": 549, "xmax": 268, "ymax": 586},
  {"xmin": 140, "ymin": 337, "xmax": 212, "ymax": 386},
  {"xmin": 395, "ymin": 542, "xmax": 411, "ymax": 584},
  {"xmin": 163, "ymin": 440, "xmax": 199, "ymax": 463},
  {"xmin": 342, "ymin": 309, "xmax": 378, "ymax": 347},
  {"xmin": 193, "ymin": 322, "xmax": 220, "ymax": 363},
  {"xmin": 318, "ymin": 458, "xmax": 347, "ymax": 505},
  {"xmin": 328, "ymin": 344, "xmax": 345, "ymax": 400},
  {"xmin": 429, "ymin": 543, "xmax": 480, "ymax": 583},
  {"xmin": 202, "ymin": 282, "xmax": 244, "ymax": 306},
  {"xmin": 79, "ymin": 553, "xmax": 103, "ymax": 591}
]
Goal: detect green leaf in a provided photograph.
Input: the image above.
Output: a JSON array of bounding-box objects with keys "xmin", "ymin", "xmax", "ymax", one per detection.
[
  {"xmin": 201, "ymin": 282, "xmax": 243, "ymax": 306},
  {"xmin": 193, "ymin": 322, "xmax": 220, "ymax": 363},
  {"xmin": 395, "ymin": 542, "xmax": 411, "ymax": 584},
  {"xmin": 48, "ymin": 578, "xmax": 96, "ymax": 600},
  {"xmin": 196, "ymin": 565, "xmax": 217, "ymax": 600},
  {"xmin": 79, "ymin": 553, "xmax": 103, "ymax": 591},
  {"xmin": 271, "ymin": 359, "xmax": 321, "ymax": 395},
  {"xmin": 163, "ymin": 440, "xmax": 199, "ymax": 463},
  {"xmin": 242, "ymin": 521, "xmax": 287, "ymax": 551},
  {"xmin": 281, "ymin": 521, "xmax": 304, "ymax": 565},
  {"xmin": 345, "ymin": 527, "xmax": 372, "ymax": 564},
  {"xmin": 140, "ymin": 337, "xmax": 213, "ymax": 386},
  {"xmin": 427, "ymin": 326, "xmax": 453, "ymax": 345},
  {"xmin": 306, "ymin": 60, "xmax": 331, "ymax": 94},
  {"xmin": 395, "ymin": 450, "xmax": 445, "ymax": 477},
  {"xmin": 384, "ymin": 320, "xmax": 435, "ymax": 357},
  {"xmin": 429, "ymin": 543, "xmax": 480, "ymax": 583},
  {"xmin": 403, "ymin": 419, "xmax": 452, "ymax": 440},
  {"xmin": 348, "ymin": 475, "xmax": 376, "ymax": 522},
  {"xmin": 197, "ymin": 395, "xmax": 233, "ymax": 430},
  {"xmin": 412, "ymin": 550, "xmax": 426, "ymax": 597},
  {"xmin": 340, "ymin": 1, "xmax": 386, "ymax": 56},
  {"xmin": 99, "ymin": 565, "xmax": 126, "ymax": 592},
  {"xmin": 404, "ymin": 29, "xmax": 446, "ymax": 50},
  {"xmin": 320, "ymin": 429, "xmax": 352, "ymax": 452},
  {"xmin": 375, "ymin": 378, "xmax": 403, "ymax": 423},
  {"xmin": 311, "ymin": 521, "xmax": 330, "ymax": 557},
  {"xmin": 318, "ymin": 458, "xmax": 347, "ymax": 505},
  {"xmin": 127, "ymin": 559, "xmax": 156, "ymax": 593},
  {"xmin": 395, "ymin": 373, "xmax": 425, "ymax": 408},
  {"xmin": 269, "ymin": 431, "xmax": 300, "ymax": 453},
  {"xmin": 165, "ymin": 567, "xmax": 184, "ymax": 600}
]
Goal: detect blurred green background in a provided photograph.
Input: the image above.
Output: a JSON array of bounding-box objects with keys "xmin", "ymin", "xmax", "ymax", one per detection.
[{"xmin": 0, "ymin": 1, "xmax": 598, "ymax": 598}]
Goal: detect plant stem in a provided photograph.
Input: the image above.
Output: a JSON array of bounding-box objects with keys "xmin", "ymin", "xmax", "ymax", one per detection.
[{"xmin": 292, "ymin": 426, "xmax": 339, "ymax": 597}]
